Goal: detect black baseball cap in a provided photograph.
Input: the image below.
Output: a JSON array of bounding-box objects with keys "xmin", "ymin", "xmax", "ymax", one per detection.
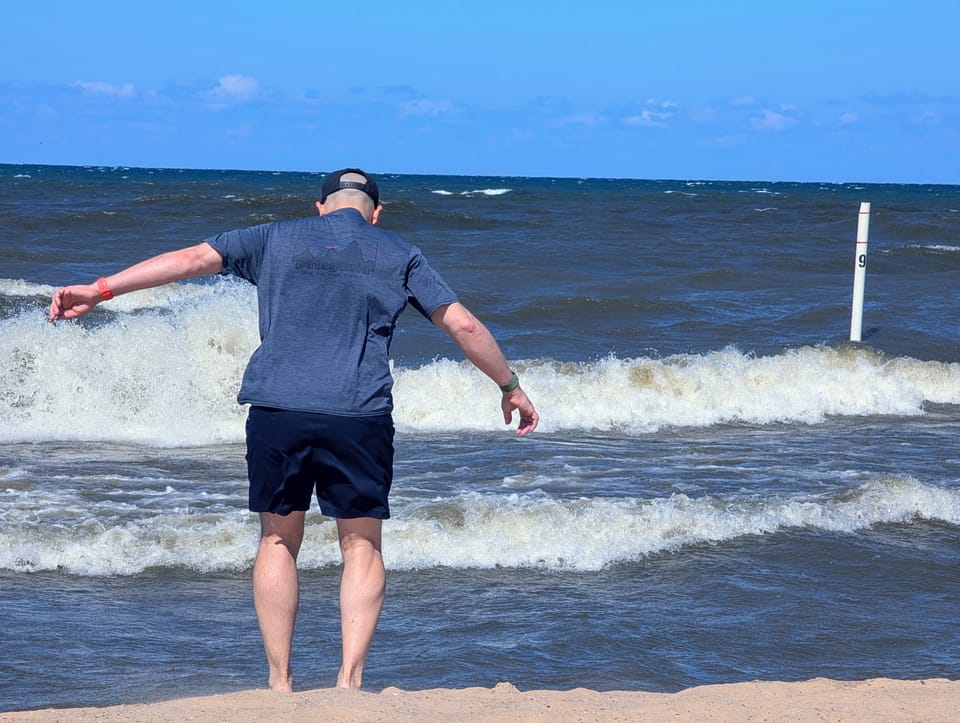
[{"xmin": 320, "ymin": 168, "xmax": 380, "ymax": 206}]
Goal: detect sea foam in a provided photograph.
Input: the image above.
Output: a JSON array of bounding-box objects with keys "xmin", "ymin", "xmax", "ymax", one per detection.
[
  {"xmin": 1, "ymin": 476, "xmax": 956, "ymax": 575},
  {"xmin": 2, "ymin": 278, "xmax": 959, "ymax": 444}
]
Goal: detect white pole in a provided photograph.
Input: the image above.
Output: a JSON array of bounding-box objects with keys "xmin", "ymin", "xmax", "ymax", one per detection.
[{"xmin": 849, "ymin": 201, "xmax": 871, "ymax": 342}]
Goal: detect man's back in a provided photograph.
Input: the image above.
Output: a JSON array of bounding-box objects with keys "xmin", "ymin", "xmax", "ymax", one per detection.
[{"xmin": 207, "ymin": 208, "xmax": 457, "ymax": 416}]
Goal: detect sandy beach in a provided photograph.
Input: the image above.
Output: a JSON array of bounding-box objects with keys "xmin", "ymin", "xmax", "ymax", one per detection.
[{"xmin": 3, "ymin": 678, "xmax": 958, "ymax": 722}]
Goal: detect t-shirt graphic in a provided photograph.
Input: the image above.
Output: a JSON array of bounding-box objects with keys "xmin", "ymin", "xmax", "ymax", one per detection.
[{"xmin": 293, "ymin": 238, "xmax": 377, "ymax": 274}]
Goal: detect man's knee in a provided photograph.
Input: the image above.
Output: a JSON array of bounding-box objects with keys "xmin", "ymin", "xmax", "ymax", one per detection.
[
  {"xmin": 337, "ymin": 518, "xmax": 382, "ymax": 558},
  {"xmin": 259, "ymin": 511, "xmax": 306, "ymax": 554}
]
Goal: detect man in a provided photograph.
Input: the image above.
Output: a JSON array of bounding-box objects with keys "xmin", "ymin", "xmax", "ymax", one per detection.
[{"xmin": 49, "ymin": 168, "xmax": 539, "ymax": 691}]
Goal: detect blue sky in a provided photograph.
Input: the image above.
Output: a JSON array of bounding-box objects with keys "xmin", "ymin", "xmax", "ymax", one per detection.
[{"xmin": 2, "ymin": 1, "xmax": 958, "ymax": 183}]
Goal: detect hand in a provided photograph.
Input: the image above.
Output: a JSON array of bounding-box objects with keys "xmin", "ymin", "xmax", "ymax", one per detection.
[
  {"xmin": 501, "ymin": 387, "xmax": 539, "ymax": 436},
  {"xmin": 49, "ymin": 283, "xmax": 101, "ymax": 322}
]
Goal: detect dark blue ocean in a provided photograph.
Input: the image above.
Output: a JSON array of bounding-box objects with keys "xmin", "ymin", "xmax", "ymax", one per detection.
[{"xmin": 1, "ymin": 164, "xmax": 959, "ymax": 712}]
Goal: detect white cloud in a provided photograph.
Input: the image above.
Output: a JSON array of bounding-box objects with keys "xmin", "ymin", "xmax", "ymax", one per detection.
[
  {"xmin": 559, "ymin": 113, "xmax": 605, "ymax": 127},
  {"xmin": 399, "ymin": 99, "xmax": 455, "ymax": 117},
  {"xmin": 839, "ymin": 112, "xmax": 860, "ymax": 125},
  {"xmin": 73, "ymin": 81, "xmax": 136, "ymax": 98},
  {"xmin": 622, "ymin": 98, "xmax": 678, "ymax": 127},
  {"xmin": 226, "ymin": 123, "xmax": 254, "ymax": 140},
  {"xmin": 645, "ymin": 98, "xmax": 678, "ymax": 109},
  {"xmin": 915, "ymin": 110, "xmax": 941, "ymax": 125},
  {"xmin": 701, "ymin": 134, "xmax": 747, "ymax": 148},
  {"xmin": 690, "ymin": 106, "xmax": 719, "ymax": 123},
  {"xmin": 729, "ymin": 95, "xmax": 756, "ymax": 107},
  {"xmin": 623, "ymin": 109, "xmax": 673, "ymax": 127},
  {"xmin": 205, "ymin": 75, "xmax": 262, "ymax": 106},
  {"xmin": 752, "ymin": 109, "xmax": 796, "ymax": 131}
]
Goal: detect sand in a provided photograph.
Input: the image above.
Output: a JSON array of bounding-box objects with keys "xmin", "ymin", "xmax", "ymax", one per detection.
[{"xmin": 3, "ymin": 678, "xmax": 958, "ymax": 722}]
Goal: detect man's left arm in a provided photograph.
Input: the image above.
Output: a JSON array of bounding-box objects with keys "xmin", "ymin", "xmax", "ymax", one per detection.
[{"xmin": 430, "ymin": 301, "xmax": 539, "ymax": 435}]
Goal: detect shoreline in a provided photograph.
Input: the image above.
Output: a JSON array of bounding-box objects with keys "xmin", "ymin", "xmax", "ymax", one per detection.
[{"xmin": 3, "ymin": 678, "xmax": 957, "ymax": 722}]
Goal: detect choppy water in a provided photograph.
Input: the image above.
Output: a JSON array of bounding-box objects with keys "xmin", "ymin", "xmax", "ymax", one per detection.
[{"xmin": 1, "ymin": 164, "xmax": 958, "ymax": 710}]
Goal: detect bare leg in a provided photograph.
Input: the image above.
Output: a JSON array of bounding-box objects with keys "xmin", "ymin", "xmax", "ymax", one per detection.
[
  {"xmin": 336, "ymin": 517, "xmax": 385, "ymax": 689},
  {"xmin": 253, "ymin": 510, "xmax": 305, "ymax": 692}
]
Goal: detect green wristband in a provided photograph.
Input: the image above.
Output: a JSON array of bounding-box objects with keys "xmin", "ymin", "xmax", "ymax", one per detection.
[{"xmin": 499, "ymin": 371, "xmax": 520, "ymax": 393}]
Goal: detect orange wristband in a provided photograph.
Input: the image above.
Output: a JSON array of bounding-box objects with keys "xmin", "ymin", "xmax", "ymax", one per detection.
[{"xmin": 96, "ymin": 277, "xmax": 114, "ymax": 301}]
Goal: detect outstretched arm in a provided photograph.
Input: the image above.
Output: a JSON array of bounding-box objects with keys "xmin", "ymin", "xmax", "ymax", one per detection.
[
  {"xmin": 430, "ymin": 301, "xmax": 539, "ymax": 435},
  {"xmin": 49, "ymin": 242, "xmax": 223, "ymax": 321}
]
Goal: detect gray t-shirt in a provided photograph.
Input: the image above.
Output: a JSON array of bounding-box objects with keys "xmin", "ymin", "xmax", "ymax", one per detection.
[{"xmin": 206, "ymin": 208, "xmax": 458, "ymax": 416}]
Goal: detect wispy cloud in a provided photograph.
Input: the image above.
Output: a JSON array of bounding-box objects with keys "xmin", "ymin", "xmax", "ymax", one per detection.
[
  {"xmin": 558, "ymin": 113, "xmax": 605, "ymax": 127},
  {"xmin": 645, "ymin": 98, "xmax": 678, "ymax": 109},
  {"xmin": 623, "ymin": 98, "xmax": 677, "ymax": 127},
  {"xmin": 751, "ymin": 108, "xmax": 796, "ymax": 131},
  {"xmin": 204, "ymin": 75, "xmax": 262, "ymax": 108},
  {"xmin": 701, "ymin": 134, "xmax": 748, "ymax": 148},
  {"xmin": 861, "ymin": 91, "xmax": 937, "ymax": 106},
  {"xmin": 690, "ymin": 106, "xmax": 719, "ymax": 124},
  {"xmin": 72, "ymin": 81, "xmax": 136, "ymax": 98},
  {"xmin": 226, "ymin": 122, "xmax": 254, "ymax": 139},
  {"xmin": 399, "ymin": 99, "xmax": 456, "ymax": 118},
  {"xmin": 838, "ymin": 112, "xmax": 860, "ymax": 125},
  {"xmin": 622, "ymin": 110, "xmax": 672, "ymax": 127},
  {"xmin": 914, "ymin": 110, "xmax": 942, "ymax": 125}
]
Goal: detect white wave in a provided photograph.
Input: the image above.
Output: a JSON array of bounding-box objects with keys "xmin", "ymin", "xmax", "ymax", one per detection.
[
  {"xmin": 0, "ymin": 510, "xmax": 259, "ymax": 575},
  {"xmin": 5, "ymin": 332, "xmax": 960, "ymax": 442},
  {"xmin": 460, "ymin": 188, "xmax": 511, "ymax": 196},
  {"xmin": 385, "ymin": 476, "xmax": 960, "ymax": 570},
  {"xmin": 0, "ymin": 277, "xmax": 235, "ymax": 310},
  {"xmin": 429, "ymin": 188, "xmax": 510, "ymax": 197},
  {"xmin": 0, "ymin": 278, "xmax": 257, "ymax": 445},
  {"xmin": 0, "ymin": 279, "xmax": 57, "ymax": 297},
  {"xmin": 740, "ymin": 188, "xmax": 781, "ymax": 196},
  {"xmin": 2, "ymin": 279, "xmax": 959, "ymax": 443},
  {"xmin": 2, "ymin": 477, "xmax": 955, "ymax": 575},
  {"xmin": 393, "ymin": 347, "xmax": 960, "ymax": 434},
  {"xmin": 906, "ymin": 243, "xmax": 960, "ymax": 253}
]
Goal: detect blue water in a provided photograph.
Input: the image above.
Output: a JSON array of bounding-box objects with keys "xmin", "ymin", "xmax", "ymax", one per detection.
[{"xmin": 1, "ymin": 165, "xmax": 959, "ymax": 711}]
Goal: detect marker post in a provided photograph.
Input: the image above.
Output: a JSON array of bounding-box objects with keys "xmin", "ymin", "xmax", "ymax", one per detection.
[{"xmin": 849, "ymin": 202, "xmax": 871, "ymax": 342}]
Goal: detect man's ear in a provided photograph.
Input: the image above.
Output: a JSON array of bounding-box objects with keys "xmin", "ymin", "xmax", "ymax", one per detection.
[
  {"xmin": 371, "ymin": 204, "xmax": 382, "ymax": 225},
  {"xmin": 316, "ymin": 201, "xmax": 326, "ymax": 216}
]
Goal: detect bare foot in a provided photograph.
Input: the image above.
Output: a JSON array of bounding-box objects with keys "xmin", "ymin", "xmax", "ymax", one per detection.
[
  {"xmin": 269, "ymin": 675, "xmax": 294, "ymax": 693},
  {"xmin": 336, "ymin": 667, "xmax": 362, "ymax": 689}
]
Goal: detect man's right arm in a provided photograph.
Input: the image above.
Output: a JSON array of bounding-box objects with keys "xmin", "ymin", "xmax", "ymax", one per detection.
[{"xmin": 49, "ymin": 242, "xmax": 223, "ymax": 321}]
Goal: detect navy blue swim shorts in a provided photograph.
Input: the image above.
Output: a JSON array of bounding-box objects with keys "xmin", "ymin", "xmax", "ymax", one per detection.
[{"xmin": 245, "ymin": 406, "xmax": 395, "ymax": 519}]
